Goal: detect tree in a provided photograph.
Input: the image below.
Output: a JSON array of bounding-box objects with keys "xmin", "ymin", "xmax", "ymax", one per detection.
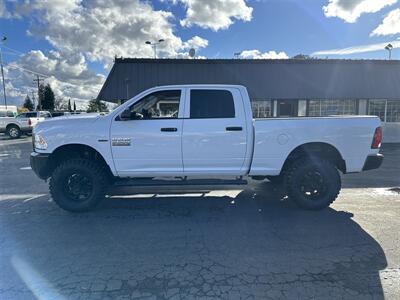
[
  {"xmin": 41, "ymin": 83, "xmax": 55, "ymax": 110},
  {"xmin": 87, "ymin": 98, "xmax": 108, "ymax": 113},
  {"xmin": 292, "ymin": 54, "xmax": 314, "ymax": 60},
  {"xmin": 68, "ymin": 99, "xmax": 72, "ymax": 112},
  {"xmin": 54, "ymin": 97, "xmax": 67, "ymax": 110},
  {"xmin": 23, "ymin": 95, "xmax": 34, "ymax": 111},
  {"xmin": 73, "ymin": 101, "xmax": 76, "ymax": 111}
]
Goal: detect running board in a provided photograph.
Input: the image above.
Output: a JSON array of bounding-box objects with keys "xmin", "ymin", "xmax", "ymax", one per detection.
[{"xmin": 114, "ymin": 178, "xmax": 248, "ymax": 187}]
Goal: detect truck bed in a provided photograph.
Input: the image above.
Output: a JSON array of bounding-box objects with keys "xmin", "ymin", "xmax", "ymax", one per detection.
[{"xmin": 250, "ymin": 116, "xmax": 381, "ymax": 175}]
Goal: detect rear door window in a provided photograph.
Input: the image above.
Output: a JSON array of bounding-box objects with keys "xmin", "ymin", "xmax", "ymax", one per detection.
[
  {"xmin": 25, "ymin": 112, "xmax": 37, "ymax": 118},
  {"xmin": 190, "ymin": 90, "xmax": 235, "ymax": 119}
]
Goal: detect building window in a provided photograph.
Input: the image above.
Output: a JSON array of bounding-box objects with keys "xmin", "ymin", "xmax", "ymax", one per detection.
[
  {"xmin": 277, "ymin": 100, "xmax": 298, "ymax": 117},
  {"xmin": 308, "ymin": 99, "xmax": 357, "ymax": 116},
  {"xmin": 386, "ymin": 101, "xmax": 400, "ymax": 123},
  {"xmin": 251, "ymin": 100, "xmax": 272, "ymax": 118},
  {"xmin": 368, "ymin": 100, "xmax": 386, "ymax": 122},
  {"xmin": 368, "ymin": 100, "xmax": 400, "ymax": 123}
]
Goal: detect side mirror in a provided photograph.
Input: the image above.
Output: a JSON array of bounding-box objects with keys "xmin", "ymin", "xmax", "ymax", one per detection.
[
  {"xmin": 119, "ymin": 109, "xmax": 144, "ymax": 121},
  {"xmin": 120, "ymin": 109, "xmax": 131, "ymax": 120}
]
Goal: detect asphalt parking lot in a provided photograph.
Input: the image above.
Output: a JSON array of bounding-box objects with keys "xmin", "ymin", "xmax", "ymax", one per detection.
[{"xmin": 0, "ymin": 135, "xmax": 399, "ymax": 300}]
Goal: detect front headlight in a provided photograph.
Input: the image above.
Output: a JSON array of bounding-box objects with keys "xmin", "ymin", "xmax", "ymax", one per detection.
[{"xmin": 34, "ymin": 134, "xmax": 48, "ymax": 150}]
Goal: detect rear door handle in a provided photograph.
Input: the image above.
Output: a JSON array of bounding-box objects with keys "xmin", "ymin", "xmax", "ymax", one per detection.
[
  {"xmin": 226, "ymin": 126, "xmax": 243, "ymax": 131},
  {"xmin": 161, "ymin": 127, "xmax": 178, "ymax": 132}
]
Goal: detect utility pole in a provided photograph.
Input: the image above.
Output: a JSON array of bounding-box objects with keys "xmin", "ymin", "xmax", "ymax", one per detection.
[
  {"xmin": 31, "ymin": 90, "xmax": 36, "ymax": 110},
  {"xmin": 33, "ymin": 75, "xmax": 44, "ymax": 110},
  {"xmin": 0, "ymin": 36, "xmax": 7, "ymax": 110}
]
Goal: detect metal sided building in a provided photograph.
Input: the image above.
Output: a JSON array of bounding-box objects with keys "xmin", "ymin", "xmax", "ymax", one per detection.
[{"xmin": 98, "ymin": 58, "xmax": 400, "ymax": 142}]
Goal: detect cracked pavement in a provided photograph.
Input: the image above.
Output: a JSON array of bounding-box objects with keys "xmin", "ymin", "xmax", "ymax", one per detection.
[{"xmin": 0, "ymin": 136, "xmax": 399, "ymax": 299}]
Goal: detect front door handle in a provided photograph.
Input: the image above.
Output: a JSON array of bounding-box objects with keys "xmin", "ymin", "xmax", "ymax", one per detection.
[
  {"xmin": 226, "ymin": 126, "xmax": 243, "ymax": 131},
  {"xmin": 161, "ymin": 127, "xmax": 178, "ymax": 132}
]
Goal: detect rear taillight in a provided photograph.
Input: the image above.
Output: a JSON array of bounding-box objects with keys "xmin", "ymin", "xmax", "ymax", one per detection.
[
  {"xmin": 371, "ymin": 127, "xmax": 382, "ymax": 149},
  {"xmin": 28, "ymin": 119, "xmax": 32, "ymax": 126}
]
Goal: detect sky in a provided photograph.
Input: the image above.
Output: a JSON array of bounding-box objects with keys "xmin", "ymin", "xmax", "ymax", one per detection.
[{"xmin": 0, "ymin": 0, "xmax": 399, "ymax": 108}]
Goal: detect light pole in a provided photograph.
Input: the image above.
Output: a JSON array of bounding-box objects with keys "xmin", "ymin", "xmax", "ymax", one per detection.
[
  {"xmin": 0, "ymin": 36, "xmax": 7, "ymax": 110},
  {"xmin": 385, "ymin": 43, "xmax": 393, "ymax": 60},
  {"xmin": 145, "ymin": 39, "xmax": 165, "ymax": 58}
]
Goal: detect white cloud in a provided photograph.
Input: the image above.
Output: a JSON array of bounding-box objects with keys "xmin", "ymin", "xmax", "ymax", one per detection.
[
  {"xmin": 176, "ymin": 0, "xmax": 253, "ymax": 31},
  {"xmin": 312, "ymin": 40, "xmax": 400, "ymax": 56},
  {"xmin": 3, "ymin": 0, "xmax": 210, "ymax": 105},
  {"xmin": 4, "ymin": 50, "xmax": 105, "ymax": 106},
  {"xmin": 13, "ymin": 0, "xmax": 208, "ymax": 64},
  {"xmin": 371, "ymin": 8, "xmax": 400, "ymax": 36},
  {"xmin": 0, "ymin": 0, "xmax": 11, "ymax": 18},
  {"xmin": 182, "ymin": 36, "xmax": 209, "ymax": 50},
  {"xmin": 323, "ymin": 0, "xmax": 397, "ymax": 23},
  {"xmin": 239, "ymin": 50, "xmax": 289, "ymax": 59}
]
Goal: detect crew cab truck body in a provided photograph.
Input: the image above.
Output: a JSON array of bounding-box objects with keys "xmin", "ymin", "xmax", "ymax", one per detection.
[{"xmin": 30, "ymin": 85, "xmax": 383, "ymax": 212}]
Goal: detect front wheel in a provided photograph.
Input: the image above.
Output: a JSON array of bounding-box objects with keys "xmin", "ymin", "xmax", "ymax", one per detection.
[
  {"xmin": 284, "ymin": 158, "xmax": 341, "ymax": 210},
  {"xmin": 49, "ymin": 159, "xmax": 109, "ymax": 212},
  {"xmin": 7, "ymin": 125, "xmax": 21, "ymax": 139}
]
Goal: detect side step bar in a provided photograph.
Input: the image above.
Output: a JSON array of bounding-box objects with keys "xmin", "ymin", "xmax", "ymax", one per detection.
[{"xmin": 114, "ymin": 178, "xmax": 248, "ymax": 187}]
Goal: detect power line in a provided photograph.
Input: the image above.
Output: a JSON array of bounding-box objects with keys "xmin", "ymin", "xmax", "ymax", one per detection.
[
  {"xmin": 1, "ymin": 45, "xmax": 25, "ymax": 55},
  {"xmin": 6, "ymin": 63, "xmax": 49, "ymax": 78}
]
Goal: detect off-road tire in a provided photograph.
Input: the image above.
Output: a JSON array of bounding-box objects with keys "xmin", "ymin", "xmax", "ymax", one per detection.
[
  {"xmin": 284, "ymin": 158, "xmax": 341, "ymax": 210},
  {"xmin": 49, "ymin": 158, "xmax": 109, "ymax": 212},
  {"xmin": 6, "ymin": 125, "xmax": 21, "ymax": 139}
]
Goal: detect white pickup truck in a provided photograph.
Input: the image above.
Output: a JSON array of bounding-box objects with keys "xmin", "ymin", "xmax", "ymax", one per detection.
[
  {"xmin": 0, "ymin": 111, "xmax": 51, "ymax": 138},
  {"xmin": 30, "ymin": 85, "xmax": 383, "ymax": 212}
]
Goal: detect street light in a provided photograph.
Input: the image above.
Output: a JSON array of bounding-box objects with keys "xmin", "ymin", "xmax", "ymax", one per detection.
[
  {"xmin": 385, "ymin": 43, "xmax": 393, "ymax": 60},
  {"xmin": 0, "ymin": 36, "xmax": 7, "ymax": 109},
  {"xmin": 145, "ymin": 39, "xmax": 165, "ymax": 59}
]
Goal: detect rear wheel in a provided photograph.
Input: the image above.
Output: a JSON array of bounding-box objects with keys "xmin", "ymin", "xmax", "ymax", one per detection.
[
  {"xmin": 49, "ymin": 159, "xmax": 109, "ymax": 212},
  {"xmin": 284, "ymin": 158, "xmax": 341, "ymax": 210},
  {"xmin": 6, "ymin": 125, "xmax": 21, "ymax": 139}
]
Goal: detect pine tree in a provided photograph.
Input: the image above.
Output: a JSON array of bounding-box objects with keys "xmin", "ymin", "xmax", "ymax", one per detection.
[
  {"xmin": 23, "ymin": 95, "xmax": 34, "ymax": 111},
  {"xmin": 87, "ymin": 99, "xmax": 108, "ymax": 113},
  {"xmin": 41, "ymin": 84, "xmax": 55, "ymax": 110},
  {"xmin": 68, "ymin": 99, "xmax": 72, "ymax": 112},
  {"xmin": 73, "ymin": 101, "xmax": 77, "ymax": 111}
]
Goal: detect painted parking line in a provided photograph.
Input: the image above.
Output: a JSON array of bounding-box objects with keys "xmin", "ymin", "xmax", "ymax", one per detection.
[
  {"xmin": 20, "ymin": 166, "xmax": 32, "ymax": 170},
  {"xmin": 0, "ymin": 194, "xmax": 48, "ymax": 202},
  {"xmin": 23, "ymin": 194, "xmax": 47, "ymax": 203}
]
